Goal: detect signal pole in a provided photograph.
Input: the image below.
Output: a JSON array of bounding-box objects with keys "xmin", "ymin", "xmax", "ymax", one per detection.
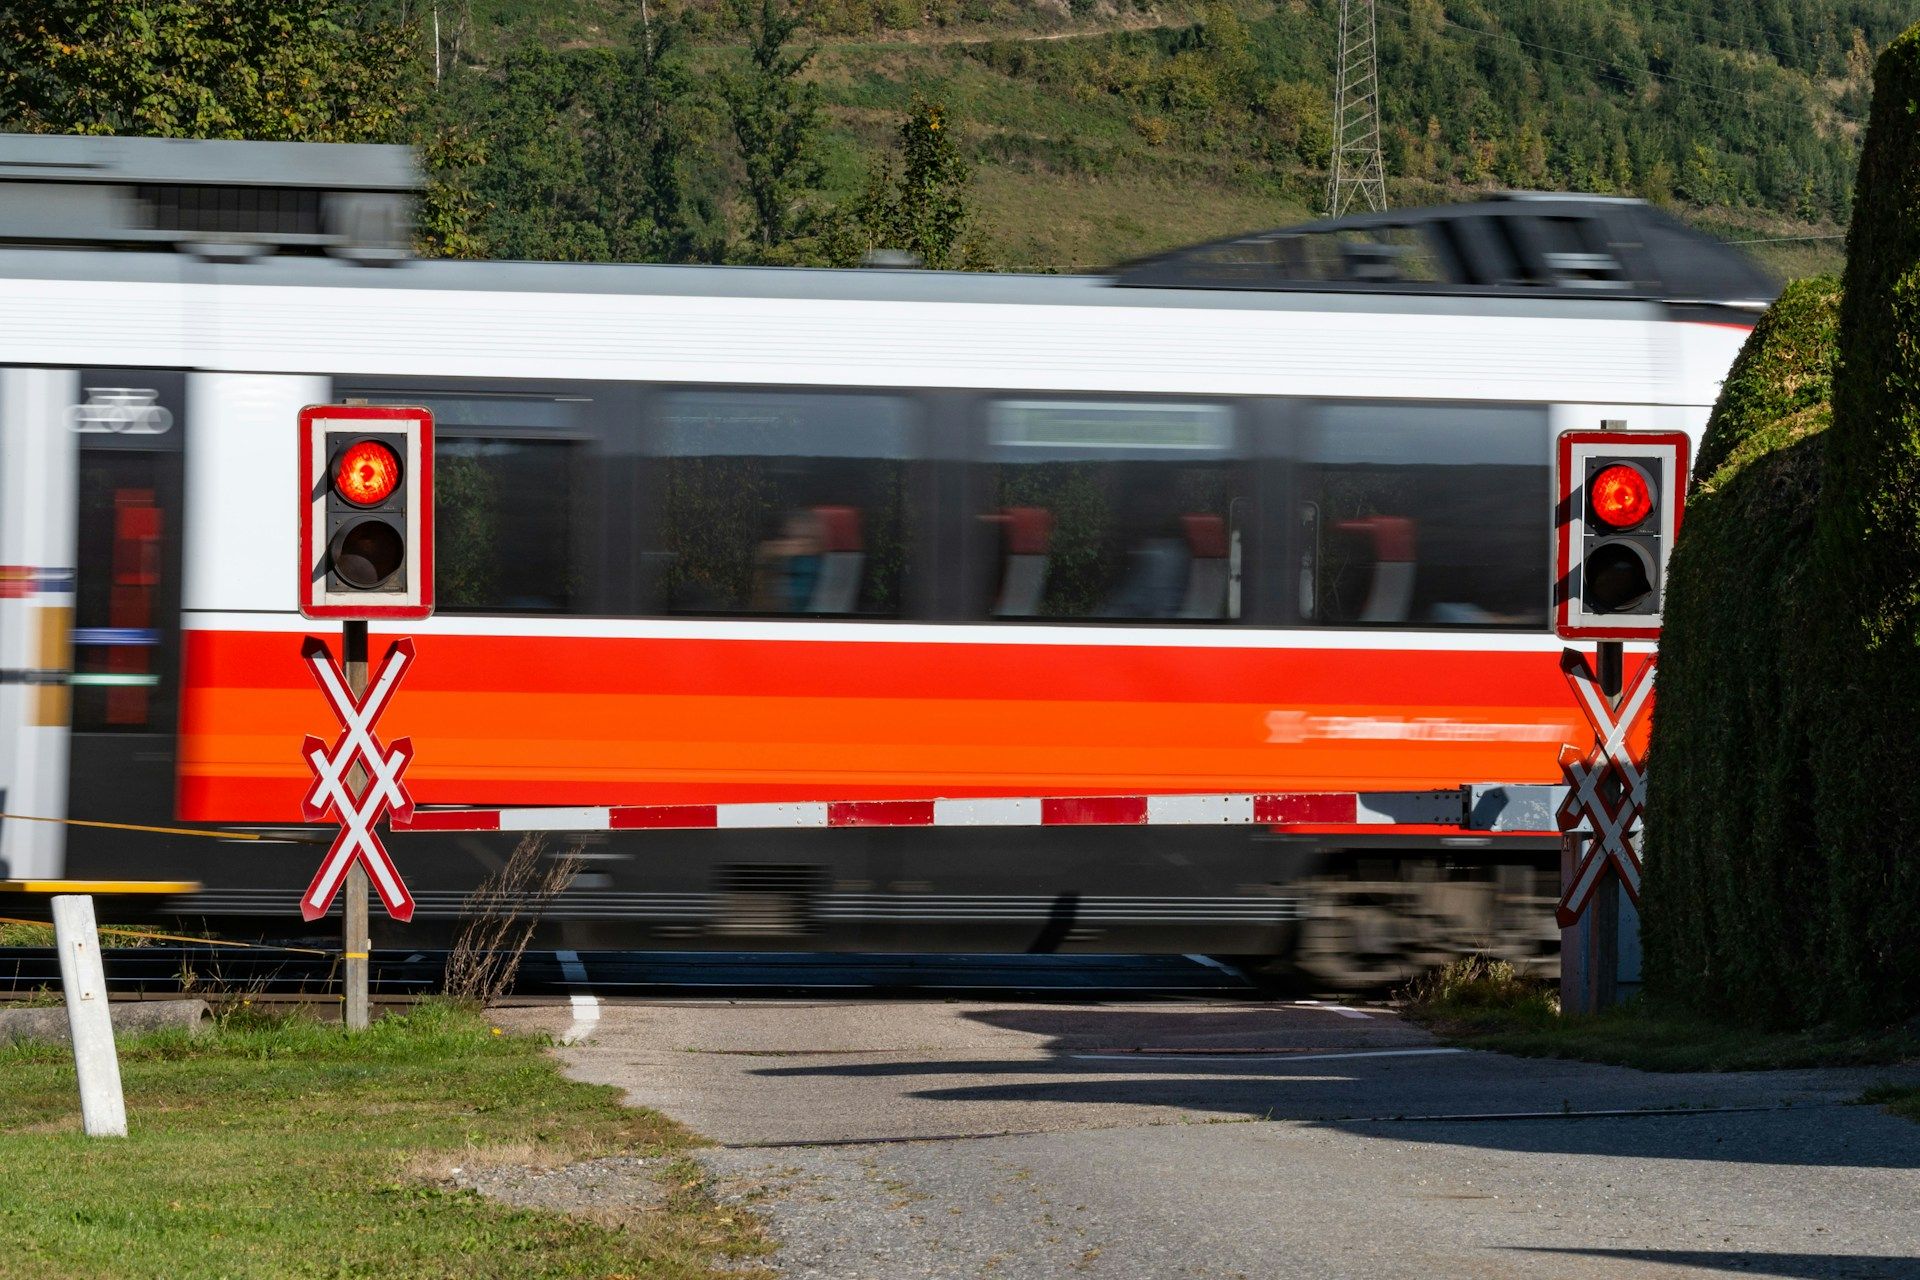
[
  {"xmin": 1327, "ymin": 0, "xmax": 1388, "ymax": 217},
  {"xmin": 343, "ymin": 619, "xmax": 370, "ymax": 1032}
]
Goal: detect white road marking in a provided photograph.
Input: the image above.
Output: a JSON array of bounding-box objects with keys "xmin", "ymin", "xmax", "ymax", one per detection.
[
  {"xmin": 1072, "ymin": 1047, "xmax": 1465, "ymax": 1064},
  {"xmin": 562, "ymin": 993, "xmax": 601, "ymax": 1045},
  {"xmin": 1295, "ymin": 999, "xmax": 1372, "ymax": 1019}
]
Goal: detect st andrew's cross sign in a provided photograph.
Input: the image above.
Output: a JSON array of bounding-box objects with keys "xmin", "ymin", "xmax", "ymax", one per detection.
[
  {"xmin": 298, "ymin": 635, "xmax": 417, "ymax": 922},
  {"xmin": 1554, "ymin": 647, "xmax": 1655, "ymax": 928}
]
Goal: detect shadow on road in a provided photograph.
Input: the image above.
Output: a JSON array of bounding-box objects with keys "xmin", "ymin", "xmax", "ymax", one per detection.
[
  {"xmin": 743, "ymin": 1004, "xmax": 1920, "ymax": 1169},
  {"xmin": 1512, "ymin": 1248, "xmax": 1920, "ymax": 1278}
]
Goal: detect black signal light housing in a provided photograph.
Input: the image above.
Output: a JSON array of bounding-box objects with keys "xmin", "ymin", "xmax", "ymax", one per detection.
[
  {"xmin": 299, "ymin": 406, "xmax": 434, "ymax": 620},
  {"xmin": 1554, "ymin": 429, "xmax": 1689, "ymax": 641}
]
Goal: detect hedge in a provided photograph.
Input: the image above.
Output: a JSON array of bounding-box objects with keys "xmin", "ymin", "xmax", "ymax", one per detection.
[
  {"xmin": 1647, "ymin": 22, "xmax": 1920, "ymax": 1026},
  {"xmin": 1808, "ymin": 22, "xmax": 1920, "ymax": 1024},
  {"xmin": 1642, "ymin": 279, "xmax": 1839, "ymax": 1026}
]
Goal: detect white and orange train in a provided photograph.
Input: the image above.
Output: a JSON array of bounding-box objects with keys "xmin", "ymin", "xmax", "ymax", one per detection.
[{"xmin": 0, "ymin": 137, "xmax": 1772, "ymax": 980}]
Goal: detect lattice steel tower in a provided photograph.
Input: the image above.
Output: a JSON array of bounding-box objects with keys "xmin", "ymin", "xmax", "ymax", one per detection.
[{"xmin": 1326, "ymin": 0, "xmax": 1388, "ymax": 217}]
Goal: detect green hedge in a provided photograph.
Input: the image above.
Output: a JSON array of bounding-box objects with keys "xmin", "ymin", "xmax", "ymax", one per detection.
[
  {"xmin": 1642, "ymin": 279, "xmax": 1839, "ymax": 1026},
  {"xmin": 1647, "ymin": 21, "xmax": 1920, "ymax": 1027},
  {"xmin": 1808, "ymin": 23, "xmax": 1920, "ymax": 1024}
]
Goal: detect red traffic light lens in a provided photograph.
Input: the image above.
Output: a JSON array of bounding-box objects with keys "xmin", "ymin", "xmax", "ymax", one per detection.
[
  {"xmin": 333, "ymin": 441, "xmax": 401, "ymax": 507},
  {"xmin": 1590, "ymin": 464, "xmax": 1653, "ymax": 529}
]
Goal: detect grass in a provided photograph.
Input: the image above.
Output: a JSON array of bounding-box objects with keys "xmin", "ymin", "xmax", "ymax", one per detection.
[
  {"xmin": 1863, "ymin": 1085, "xmax": 1920, "ymax": 1123},
  {"xmin": 1, "ymin": 919, "xmax": 171, "ymax": 948},
  {"xmin": 0, "ymin": 1002, "xmax": 769, "ymax": 1280},
  {"xmin": 0, "ymin": 921, "xmax": 57, "ymax": 946},
  {"xmin": 1401, "ymin": 955, "xmax": 1920, "ymax": 1073}
]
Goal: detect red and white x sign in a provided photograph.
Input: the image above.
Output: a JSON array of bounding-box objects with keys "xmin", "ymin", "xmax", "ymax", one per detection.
[
  {"xmin": 1556, "ymin": 649, "xmax": 1656, "ymax": 927},
  {"xmin": 299, "ymin": 636, "xmax": 417, "ymax": 923}
]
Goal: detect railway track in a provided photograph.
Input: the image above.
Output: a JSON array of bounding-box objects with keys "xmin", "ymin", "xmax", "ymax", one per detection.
[{"xmin": 0, "ymin": 948, "xmax": 1264, "ymax": 1002}]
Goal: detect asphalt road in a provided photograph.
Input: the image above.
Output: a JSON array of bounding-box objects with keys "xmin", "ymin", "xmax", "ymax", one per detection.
[{"xmin": 491, "ymin": 995, "xmax": 1920, "ymax": 1279}]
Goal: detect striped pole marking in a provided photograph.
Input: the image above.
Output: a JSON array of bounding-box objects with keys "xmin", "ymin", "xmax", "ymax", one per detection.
[{"xmin": 393, "ymin": 789, "xmax": 1470, "ymax": 835}]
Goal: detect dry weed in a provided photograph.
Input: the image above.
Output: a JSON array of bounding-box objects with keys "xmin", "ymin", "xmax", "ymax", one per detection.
[{"xmin": 443, "ymin": 834, "xmax": 581, "ymax": 1005}]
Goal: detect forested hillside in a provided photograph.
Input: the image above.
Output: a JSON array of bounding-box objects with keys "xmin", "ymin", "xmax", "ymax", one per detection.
[{"xmin": 6, "ymin": 1, "xmax": 1909, "ymax": 274}]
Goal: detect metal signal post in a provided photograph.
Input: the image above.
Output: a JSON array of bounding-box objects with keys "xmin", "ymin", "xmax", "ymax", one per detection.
[
  {"xmin": 299, "ymin": 405, "xmax": 433, "ymax": 1029},
  {"xmin": 342, "ymin": 621, "xmax": 370, "ymax": 1032},
  {"xmin": 1553, "ymin": 425, "xmax": 1683, "ymax": 1013}
]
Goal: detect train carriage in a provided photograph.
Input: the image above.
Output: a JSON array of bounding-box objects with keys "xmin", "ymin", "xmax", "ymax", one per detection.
[{"xmin": 0, "ymin": 136, "xmax": 1774, "ymax": 981}]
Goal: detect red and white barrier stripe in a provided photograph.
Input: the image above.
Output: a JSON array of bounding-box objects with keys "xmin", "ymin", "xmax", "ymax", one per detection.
[{"xmin": 394, "ymin": 789, "xmax": 1468, "ymax": 834}]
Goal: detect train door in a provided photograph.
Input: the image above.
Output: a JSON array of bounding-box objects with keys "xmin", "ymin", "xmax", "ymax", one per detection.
[
  {"xmin": 61, "ymin": 372, "xmax": 187, "ymax": 881},
  {"xmin": 0, "ymin": 369, "xmax": 80, "ymax": 879}
]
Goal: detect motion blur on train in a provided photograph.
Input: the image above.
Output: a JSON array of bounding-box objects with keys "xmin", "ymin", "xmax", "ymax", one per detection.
[{"xmin": 0, "ymin": 134, "xmax": 1776, "ymax": 985}]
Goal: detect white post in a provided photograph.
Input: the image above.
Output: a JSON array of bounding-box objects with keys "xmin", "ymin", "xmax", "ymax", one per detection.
[{"xmin": 52, "ymin": 895, "xmax": 127, "ymax": 1137}]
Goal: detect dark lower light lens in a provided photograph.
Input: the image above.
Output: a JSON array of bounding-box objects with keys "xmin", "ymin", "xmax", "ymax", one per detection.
[
  {"xmin": 1585, "ymin": 541, "xmax": 1653, "ymax": 612},
  {"xmin": 331, "ymin": 518, "xmax": 404, "ymax": 589}
]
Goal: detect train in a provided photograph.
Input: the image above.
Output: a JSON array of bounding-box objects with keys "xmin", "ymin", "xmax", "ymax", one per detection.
[{"xmin": 0, "ymin": 135, "xmax": 1776, "ymax": 984}]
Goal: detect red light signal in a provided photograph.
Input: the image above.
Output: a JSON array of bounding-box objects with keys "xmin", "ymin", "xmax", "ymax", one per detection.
[
  {"xmin": 299, "ymin": 406, "xmax": 433, "ymax": 621},
  {"xmin": 1554, "ymin": 429, "xmax": 1689, "ymax": 642},
  {"xmin": 1589, "ymin": 463, "xmax": 1653, "ymax": 529},
  {"xmin": 333, "ymin": 440, "xmax": 402, "ymax": 507}
]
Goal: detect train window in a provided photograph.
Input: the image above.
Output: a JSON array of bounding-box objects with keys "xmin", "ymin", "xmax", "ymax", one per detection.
[
  {"xmin": 71, "ymin": 452, "xmax": 178, "ymax": 733},
  {"xmin": 349, "ymin": 390, "xmax": 596, "ymax": 614},
  {"xmin": 68, "ymin": 371, "xmax": 185, "ymax": 739},
  {"xmin": 436, "ymin": 437, "xmax": 579, "ymax": 612},
  {"xmin": 1295, "ymin": 404, "xmax": 1548, "ymax": 629},
  {"xmin": 979, "ymin": 400, "xmax": 1244, "ymax": 622},
  {"xmin": 644, "ymin": 391, "xmax": 914, "ymax": 616}
]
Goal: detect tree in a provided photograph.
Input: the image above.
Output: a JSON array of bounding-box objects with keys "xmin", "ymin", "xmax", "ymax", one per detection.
[
  {"xmin": 722, "ymin": 0, "xmax": 823, "ymax": 254},
  {"xmin": 0, "ymin": 0, "xmax": 414, "ymax": 141},
  {"xmin": 457, "ymin": 19, "xmax": 712, "ymax": 264},
  {"xmin": 416, "ymin": 125, "xmax": 488, "ymax": 259},
  {"xmin": 831, "ymin": 97, "xmax": 983, "ymax": 270}
]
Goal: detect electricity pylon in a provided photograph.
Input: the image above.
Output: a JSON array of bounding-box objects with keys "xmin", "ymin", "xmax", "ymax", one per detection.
[{"xmin": 1326, "ymin": 0, "xmax": 1388, "ymax": 218}]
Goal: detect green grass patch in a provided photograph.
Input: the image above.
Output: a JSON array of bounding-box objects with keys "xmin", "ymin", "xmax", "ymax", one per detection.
[
  {"xmin": 1402, "ymin": 957, "xmax": 1920, "ymax": 1072},
  {"xmin": 1863, "ymin": 1084, "xmax": 1920, "ymax": 1123},
  {"xmin": 0, "ymin": 921, "xmax": 56, "ymax": 946},
  {"xmin": 0, "ymin": 1002, "xmax": 768, "ymax": 1280}
]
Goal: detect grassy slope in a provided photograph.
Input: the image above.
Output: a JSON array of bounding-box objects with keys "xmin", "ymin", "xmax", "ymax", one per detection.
[
  {"xmin": 0, "ymin": 1005, "xmax": 767, "ymax": 1280},
  {"xmin": 807, "ymin": 34, "xmax": 1312, "ymax": 268},
  {"xmin": 451, "ymin": 0, "xmax": 1850, "ymax": 275}
]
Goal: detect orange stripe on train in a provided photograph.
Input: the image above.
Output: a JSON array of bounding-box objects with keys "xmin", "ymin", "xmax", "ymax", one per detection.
[{"xmin": 175, "ymin": 629, "xmax": 1621, "ymax": 822}]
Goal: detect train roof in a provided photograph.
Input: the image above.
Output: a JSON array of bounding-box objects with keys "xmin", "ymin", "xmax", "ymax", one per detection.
[
  {"xmin": 0, "ymin": 132, "xmax": 1776, "ymax": 314},
  {"xmin": 1116, "ymin": 194, "xmax": 1780, "ymax": 308}
]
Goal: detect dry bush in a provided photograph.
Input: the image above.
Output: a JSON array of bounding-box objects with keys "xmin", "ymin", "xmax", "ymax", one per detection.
[
  {"xmin": 443, "ymin": 835, "xmax": 581, "ymax": 1006},
  {"xmin": 1399, "ymin": 953, "xmax": 1559, "ymax": 1020}
]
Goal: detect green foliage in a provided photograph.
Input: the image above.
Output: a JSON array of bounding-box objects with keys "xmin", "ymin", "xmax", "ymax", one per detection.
[
  {"xmin": 830, "ymin": 96, "xmax": 984, "ymax": 268},
  {"xmin": 0, "ymin": 0, "xmax": 416, "ymax": 141},
  {"xmin": 416, "ymin": 125, "xmax": 490, "ymax": 259},
  {"xmin": 1641, "ymin": 278, "xmax": 1840, "ymax": 1027},
  {"xmin": 1690, "ymin": 278, "xmax": 1843, "ymax": 482},
  {"xmin": 0, "ymin": 922, "xmax": 55, "ymax": 947},
  {"xmin": 1649, "ymin": 23, "xmax": 1920, "ymax": 1032},
  {"xmin": 1808, "ymin": 21, "xmax": 1920, "ymax": 1025},
  {"xmin": 1863, "ymin": 1083, "xmax": 1920, "ymax": 1123},
  {"xmin": 722, "ymin": 0, "xmax": 824, "ymax": 254},
  {"xmin": 450, "ymin": 19, "xmax": 715, "ymax": 263},
  {"xmin": 955, "ymin": 0, "xmax": 1904, "ymax": 224}
]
